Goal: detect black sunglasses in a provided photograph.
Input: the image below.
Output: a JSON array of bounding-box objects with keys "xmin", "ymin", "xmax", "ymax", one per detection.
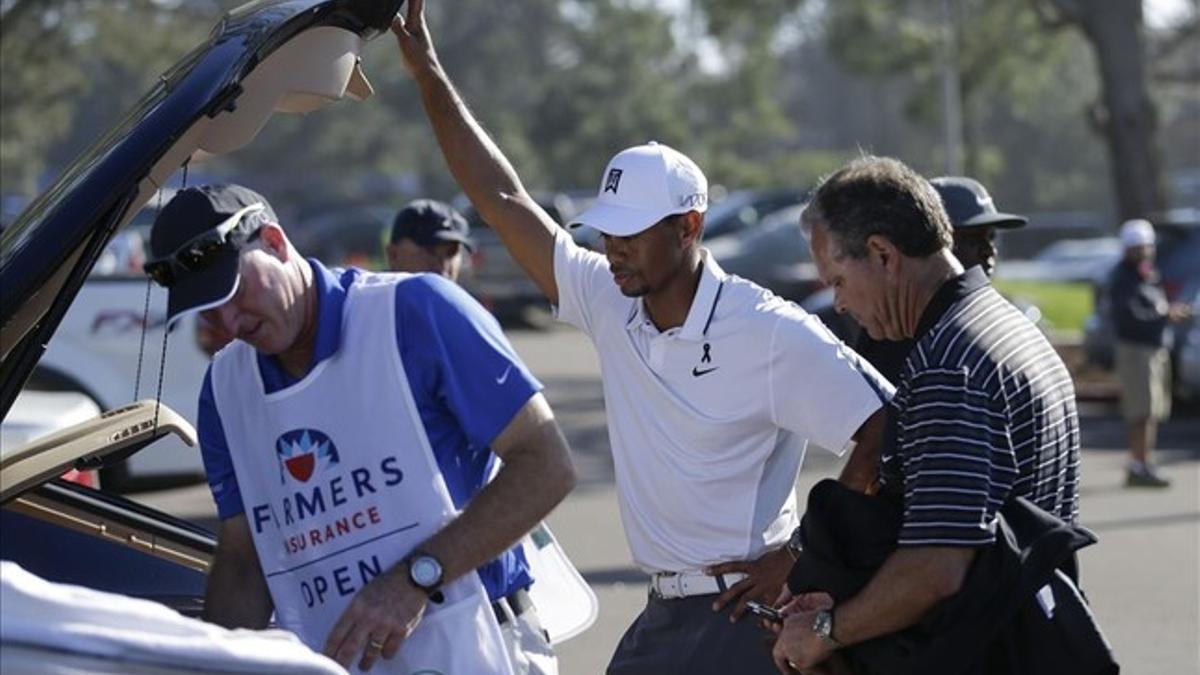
[{"xmin": 143, "ymin": 203, "xmax": 265, "ymax": 287}]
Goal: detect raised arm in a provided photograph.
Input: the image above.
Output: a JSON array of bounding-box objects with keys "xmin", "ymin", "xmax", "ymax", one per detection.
[{"xmin": 393, "ymin": 0, "xmax": 562, "ymax": 305}]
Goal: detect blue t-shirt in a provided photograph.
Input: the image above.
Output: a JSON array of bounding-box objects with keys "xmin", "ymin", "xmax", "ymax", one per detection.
[{"xmin": 197, "ymin": 260, "xmax": 542, "ymax": 600}]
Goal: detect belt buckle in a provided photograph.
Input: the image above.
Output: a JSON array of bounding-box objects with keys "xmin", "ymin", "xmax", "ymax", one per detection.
[{"xmin": 650, "ymin": 572, "xmax": 682, "ymax": 600}]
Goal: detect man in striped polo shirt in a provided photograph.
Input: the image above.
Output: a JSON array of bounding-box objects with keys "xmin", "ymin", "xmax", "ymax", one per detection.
[{"xmin": 773, "ymin": 156, "xmax": 1081, "ymax": 671}]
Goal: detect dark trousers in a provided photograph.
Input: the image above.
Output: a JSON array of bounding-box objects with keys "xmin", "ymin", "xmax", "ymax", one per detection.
[{"xmin": 606, "ymin": 593, "xmax": 779, "ymax": 675}]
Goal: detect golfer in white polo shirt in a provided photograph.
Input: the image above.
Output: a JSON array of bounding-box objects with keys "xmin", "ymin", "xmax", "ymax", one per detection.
[{"xmin": 393, "ymin": 3, "xmax": 892, "ymax": 672}]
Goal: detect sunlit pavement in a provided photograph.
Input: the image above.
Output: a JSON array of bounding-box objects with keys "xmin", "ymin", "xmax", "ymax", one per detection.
[{"xmin": 138, "ymin": 325, "xmax": 1200, "ymax": 674}]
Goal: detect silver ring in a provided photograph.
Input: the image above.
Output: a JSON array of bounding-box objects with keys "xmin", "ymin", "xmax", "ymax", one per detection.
[{"xmin": 367, "ymin": 637, "xmax": 385, "ymax": 653}]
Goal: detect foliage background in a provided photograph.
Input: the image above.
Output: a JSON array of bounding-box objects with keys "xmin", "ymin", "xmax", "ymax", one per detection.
[{"xmin": 1, "ymin": 0, "xmax": 1196, "ymax": 222}]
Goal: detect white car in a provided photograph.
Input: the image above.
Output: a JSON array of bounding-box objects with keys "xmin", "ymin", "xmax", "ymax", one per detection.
[
  {"xmin": 30, "ymin": 279, "xmax": 214, "ymax": 490},
  {"xmin": 0, "ymin": 390, "xmax": 103, "ymax": 488}
]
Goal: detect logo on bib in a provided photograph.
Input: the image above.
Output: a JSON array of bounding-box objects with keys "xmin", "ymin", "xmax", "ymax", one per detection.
[{"xmin": 276, "ymin": 429, "xmax": 340, "ymax": 483}]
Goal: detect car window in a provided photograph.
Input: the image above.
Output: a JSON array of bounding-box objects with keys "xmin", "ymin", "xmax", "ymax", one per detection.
[
  {"xmin": 292, "ymin": 207, "xmax": 390, "ymax": 269},
  {"xmin": 89, "ymin": 192, "xmax": 176, "ymax": 279},
  {"xmin": 1158, "ymin": 226, "xmax": 1200, "ymax": 300}
]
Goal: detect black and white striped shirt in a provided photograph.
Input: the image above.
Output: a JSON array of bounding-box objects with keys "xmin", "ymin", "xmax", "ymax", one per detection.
[{"xmin": 881, "ymin": 268, "xmax": 1081, "ymax": 547}]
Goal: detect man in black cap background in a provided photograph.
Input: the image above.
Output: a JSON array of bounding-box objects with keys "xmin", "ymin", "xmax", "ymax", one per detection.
[
  {"xmin": 849, "ymin": 175, "xmax": 1029, "ymax": 383},
  {"xmin": 933, "ymin": 176, "xmax": 1028, "ymax": 278},
  {"xmin": 144, "ymin": 183, "xmax": 575, "ymax": 674},
  {"xmin": 385, "ymin": 198, "xmax": 474, "ymax": 281}
]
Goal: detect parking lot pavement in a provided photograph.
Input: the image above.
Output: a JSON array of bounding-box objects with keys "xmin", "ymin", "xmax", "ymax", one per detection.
[
  {"xmin": 1072, "ymin": 405, "xmax": 1199, "ymax": 675},
  {"xmin": 513, "ymin": 328, "xmax": 1200, "ymax": 675},
  {"xmin": 138, "ymin": 324, "xmax": 1199, "ymax": 674}
]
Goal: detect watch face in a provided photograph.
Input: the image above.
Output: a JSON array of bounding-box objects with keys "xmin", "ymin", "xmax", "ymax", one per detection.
[
  {"xmin": 814, "ymin": 610, "xmax": 832, "ymax": 637},
  {"xmin": 410, "ymin": 556, "xmax": 442, "ymax": 588}
]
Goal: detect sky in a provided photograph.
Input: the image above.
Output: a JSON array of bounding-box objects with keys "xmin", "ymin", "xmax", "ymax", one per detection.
[{"xmin": 1145, "ymin": 0, "xmax": 1195, "ymax": 29}]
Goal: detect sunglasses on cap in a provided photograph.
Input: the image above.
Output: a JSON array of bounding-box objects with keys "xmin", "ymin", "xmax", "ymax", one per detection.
[{"xmin": 143, "ymin": 203, "xmax": 265, "ymax": 287}]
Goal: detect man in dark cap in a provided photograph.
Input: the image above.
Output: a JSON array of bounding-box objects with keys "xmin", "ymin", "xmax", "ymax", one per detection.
[
  {"xmin": 144, "ymin": 183, "xmax": 575, "ymax": 674},
  {"xmin": 386, "ymin": 198, "xmax": 474, "ymax": 281},
  {"xmin": 932, "ymin": 176, "xmax": 1028, "ymax": 277},
  {"xmin": 851, "ymin": 175, "xmax": 1029, "ymax": 382}
]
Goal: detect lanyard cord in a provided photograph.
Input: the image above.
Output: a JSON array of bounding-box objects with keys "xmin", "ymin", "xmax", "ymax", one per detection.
[{"xmin": 702, "ymin": 281, "xmax": 724, "ymax": 338}]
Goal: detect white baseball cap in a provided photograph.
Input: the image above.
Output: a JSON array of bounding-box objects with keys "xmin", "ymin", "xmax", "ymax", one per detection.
[
  {"xmin": 1119, "ymin": 218, "xmax": 1156, "ymax": 248},
  {"xmin": 570, "ymin": 141, "xmax": 708, "ymax": 237}
]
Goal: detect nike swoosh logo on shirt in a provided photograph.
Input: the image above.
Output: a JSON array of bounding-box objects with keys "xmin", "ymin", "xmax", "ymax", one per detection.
[
  {"xmin": 496, "ymin": 365, "xmax": 513, "ymax": 385},
  {"xmin": 691, "ymin": 366, "xmax": 719, "ymax": 377}
]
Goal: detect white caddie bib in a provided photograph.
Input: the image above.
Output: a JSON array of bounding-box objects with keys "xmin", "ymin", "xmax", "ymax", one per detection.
[{"xmin": 210, "ymin": 273, "xmax": 513, "ymax": 675}]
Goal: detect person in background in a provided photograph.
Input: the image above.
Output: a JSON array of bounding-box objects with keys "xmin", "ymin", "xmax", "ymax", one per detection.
[
  {"xmin": 1110, "ymin": 218, "xmax": 1191, "ymax": 488},
  {"xmin": 933, "ymin": 176, "xmax": 1028, "ymax": 278},
  {"xmin": 386, "ymin": 198, "xmax": 474, "ymax": 281}
]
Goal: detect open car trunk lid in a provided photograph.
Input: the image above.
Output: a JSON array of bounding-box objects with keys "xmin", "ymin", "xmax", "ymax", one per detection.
[{"xmin": 0, "ymin": 0, "xmax": 404, "ymax": 421}]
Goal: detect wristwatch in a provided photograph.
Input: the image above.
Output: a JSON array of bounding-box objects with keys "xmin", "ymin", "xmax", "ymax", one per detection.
[
  {"xmin": 785, "ymin": 526, "xmax": 804, "ymax": 560},
  {"xmin": 406, "ymin": 550, "xmax": 444, "ymax": 597},
  {"xmin": 812, "ymin": 608, "xmax": 843, "ymax": 649}
]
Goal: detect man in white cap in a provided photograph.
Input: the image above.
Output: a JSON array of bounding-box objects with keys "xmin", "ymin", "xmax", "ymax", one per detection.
[
  {"xmin": 1111, "ymin": 219, "xmax": 1191, "ymax": 487},
  {"xmin": 392, "ymin": 2, "xmax": 893, "ymax": 672}
]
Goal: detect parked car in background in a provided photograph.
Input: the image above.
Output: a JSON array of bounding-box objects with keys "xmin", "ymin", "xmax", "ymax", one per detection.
[
  {"xmin": 703, "ymin": 189, "xmax": 807, "ymax": 242},
  {"xmin": 995, "ymin": 236, "xmax": 1123, "ymax": 285},
  {"xmin": 28, "ymin": 276, "xmax": 214, "ymax": 491},
  {"xmin": 1, "ymin": 2, "xmax": 402, "ymax": 668},
  {"xmin": 456, "ymin": 191, "xmax": 584, "ymax": 327},
  {"xmin": 290, "ymin": 203, "xmax": 393, "ymax": 269},
  {"xmin": 706, "ymin": 201, "xmax": 822, "ymax": 303},
  {"xmin": 1173, "ymin": 289, "xmax": 1200, "ymax": 402},
  {"xmin": 0, "ymin": 390, "xmax": 102, "ymax": 488}
]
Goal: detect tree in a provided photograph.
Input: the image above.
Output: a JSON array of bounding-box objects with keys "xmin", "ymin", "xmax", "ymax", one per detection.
[
  {"xmin": 825, "ymin": 2, "xmax": 1081, "ymax": 172},
  {"xmin": 1, "ymin": 0, "xmax": 89, "ymax": 195},
  {"xmin": 0, "ymin": 0, "xmax": 218, "ymax": 196},
  {"xmin": 818, "ymin": 0, "xmax": 1199, "ymax": 218},
  {"xmin": 1034, "ymin": 0, "xmax": 1168, "ymax": 219}
]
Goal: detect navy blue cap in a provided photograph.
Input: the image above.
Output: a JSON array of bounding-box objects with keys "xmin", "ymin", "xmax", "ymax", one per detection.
[
  {"xmin": 390, "ymin": 199, "xmax": 473, "ymax": 251},
  {"xmin": 931, "ymin": 177, "xmax": 1027, "ymax": 230},
  {"xmin": 148, "ymin": 184, "xmax": 276, "ymax": 324}
]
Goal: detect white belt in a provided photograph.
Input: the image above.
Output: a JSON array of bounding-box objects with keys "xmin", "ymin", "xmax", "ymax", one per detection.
[{"xmin": 648, "ymin": 570, "xmax": 748, "ymax": 600}]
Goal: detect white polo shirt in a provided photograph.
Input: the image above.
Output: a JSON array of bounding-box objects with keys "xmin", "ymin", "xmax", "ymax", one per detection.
[{"xmin": 553, "ymin": 232, "xmax": 894, "ymax": 573}]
